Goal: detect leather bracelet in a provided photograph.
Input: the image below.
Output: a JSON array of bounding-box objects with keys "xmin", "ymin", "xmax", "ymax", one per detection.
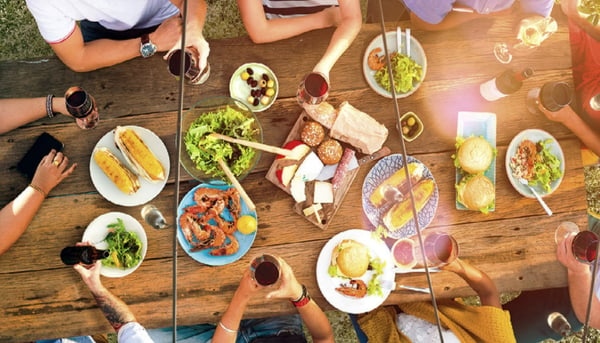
[
  {"xmin": 218, "ymin": 321, "xmax": 238, "ymax": 334},
  {"xmin": 291, "ymin": 284, "xmax": 311, "ymax": 308},
  {"xmin": 46, "ymin": 94, "xmax": 56, "ymax": 118},
  {"xmin": 29, "ymin": 183, "xmax": 47, "ymax": 198}
]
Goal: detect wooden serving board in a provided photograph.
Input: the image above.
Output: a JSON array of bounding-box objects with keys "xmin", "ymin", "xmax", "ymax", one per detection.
[{"xmin": 265, "ymin": 110, "xmax": 361, "ymax": 230}]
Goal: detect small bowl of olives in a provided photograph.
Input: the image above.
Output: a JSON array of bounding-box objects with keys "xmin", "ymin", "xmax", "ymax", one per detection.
[
  {"xmin": 229, "ymin": 62, "xmax": 279, "ymax": 112},
  {"xmin": 399, "ymin": 111, "xmax": 423, "ymax": 142}
]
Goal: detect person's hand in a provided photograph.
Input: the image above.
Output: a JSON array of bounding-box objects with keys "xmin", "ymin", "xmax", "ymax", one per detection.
[
  {"xmin": 440, "ymin": 258, "xmax": 464, "ymax": 274},
  {"xmin": 557, "ymin": 234, "xmax": 590, "ymax": 275},
  {"xmin": 166, "ymin": 32, "xmax": 210, "ymax": 70},
  {"xmin": 31, "ymin": 150, "xmax": 77, "ymax": 195},
  {"xmin": 235, "ymin": 269, "xmax": 262, "ymax": 301},
  {"xmin": 537, "ymin": 102, "xmax": 573, "ymax": 124},
  {"xmin": 150, "ymin": 15, "xmax": 183, "ymax": 52},
  {"xmin": 74, "ymin": 259, "xmax": 103, "ymax": 293},
  {"xmin": 266, "ymin": 258, "xmax": 303, "ymax": 300}
]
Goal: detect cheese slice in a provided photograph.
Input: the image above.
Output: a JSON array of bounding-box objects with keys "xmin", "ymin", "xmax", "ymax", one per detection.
[
  {"xmin": 314, "ymin": 181, "xmax": 334, "ymax": 204},
  {"xmin": 290, "ymin": 177, "xmax": 306, "ymax": 203},
  {"xmin": 294, "ymin": 152, "xmax": 324, "ymax": 182}
]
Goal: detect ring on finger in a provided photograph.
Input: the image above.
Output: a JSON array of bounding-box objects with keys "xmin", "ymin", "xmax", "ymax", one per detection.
[{"xmin": 53, "ymin": 159, "xmax": 61, "ymax": 166}]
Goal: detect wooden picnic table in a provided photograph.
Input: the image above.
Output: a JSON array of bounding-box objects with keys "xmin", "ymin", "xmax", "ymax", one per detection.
[{"xmin": 0, "ymin": 7, "xmax": 587, "ymax": 342}]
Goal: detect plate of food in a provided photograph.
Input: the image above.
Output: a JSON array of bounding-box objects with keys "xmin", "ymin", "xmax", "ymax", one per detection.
[
  {"xmin": 362, "ymin": 31, "xmax": 427, "ymax": 98},
  {"xmin": 454, "ymin": 112, "xmax": 496, "ymax": 213},
  {"xmin": 90, "ymin": 126, "xmax": 170, "ymax": 207},
  {"xmin": 506, "ymin": 129, "xmax": 564, "ymax": 198},
  {"xmin": 316, "ymin": 229, "xmax": 395, "ymax": 314},
  {"xmin": 362, "ymin": 154, "xmax": 438, "ymax": 239},
  {"xmin": 177, "ymin": 182, "xmax": 257, "ymax": 266},
  {"xmin": 82, "ymin": 212, "xmax": 147, "ymax": 278},
  {"xmin": 181, "ymin": 96, "xmax": 263, "ymax": 181},
  {"xmin": 229, "ymin": 63, "xmax": 278, "ymax": 112}
]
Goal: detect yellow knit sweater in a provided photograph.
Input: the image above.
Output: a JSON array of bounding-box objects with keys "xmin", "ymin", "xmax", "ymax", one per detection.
[{"xmin": 358, "ymin": 300, "xmax": 516, "ymax": 343}]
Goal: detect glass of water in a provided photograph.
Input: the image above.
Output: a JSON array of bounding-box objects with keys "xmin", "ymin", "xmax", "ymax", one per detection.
[{"xmin": 141, "ymin": 204, "xmax": 169, "ymax": 230}]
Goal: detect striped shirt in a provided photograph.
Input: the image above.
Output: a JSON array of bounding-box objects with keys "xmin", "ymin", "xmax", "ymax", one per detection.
[{"xmin": 262, "ymin": 0, "xmax": 339, "ymax": 19}]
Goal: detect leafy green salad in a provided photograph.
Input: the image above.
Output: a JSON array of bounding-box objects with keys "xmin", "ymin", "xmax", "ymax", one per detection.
[
  {"xmin": 367, "ymin": 257, "xmax": 386, "ymax": 297},
  {"xmin": 529, "ymin": 139, "xmax": 562, "ymax": 193},
  {"xmin": 374, "ymin": 53, "xmax": 423, "ymax": 94},
  {"xmin": 184, "ymin": 106, "xmax": 259, "ymax": 179},
  {"xmin": 102, "ymin": 218, "xmax": 142, "ymax": 269}
]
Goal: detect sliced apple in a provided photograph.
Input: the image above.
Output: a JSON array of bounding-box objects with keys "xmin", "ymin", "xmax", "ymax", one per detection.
[{"xmin": 275, "ymin": 140, "xmax": 311, "ymax": 187}]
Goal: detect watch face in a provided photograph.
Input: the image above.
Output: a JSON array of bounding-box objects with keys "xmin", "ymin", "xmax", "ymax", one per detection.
[{"xmin": 141, "ymin": 43, "xmax": 157, "ymax": 58}]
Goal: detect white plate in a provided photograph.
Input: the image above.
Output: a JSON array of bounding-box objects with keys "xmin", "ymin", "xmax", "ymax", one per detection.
[
  {"xmin": 506, "ymin": 129, "xmax": 564, "ymax": 198},
  {"xmin": 362, "ymin": 31, "xmax": 427, "ymax": 98},
  {"xmin": 82, "ymin": 212, "xmax": 148, "ymax": 278},
  {"xmin": 90, "ymin": 126, "xmax": 170, "ymax": 207},
  {"xmin": 229, "ymin": 62, "xmax": 279, "ymax": 112},
  {"xmin": 455, "ymin": 112, "xmax": 496, "ymax": 211},
  {"xmin": 316, "ymin": 229, "xmax": 395, "ymax": 314}
]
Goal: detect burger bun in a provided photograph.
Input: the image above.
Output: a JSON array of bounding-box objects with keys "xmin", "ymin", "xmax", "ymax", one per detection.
[
  {"xmin": 457, "ymin": 174, "xmax": 495, "ymax": 211},
  {"xmin": 330, "ymin": 239, "xmax": 369, "ymax": 278},
  {"xmin": 457, "ymin": 136, "xmax": 493, "ymax": 174}
]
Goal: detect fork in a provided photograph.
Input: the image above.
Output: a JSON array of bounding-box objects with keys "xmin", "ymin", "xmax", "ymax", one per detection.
[
  {"xmin": 519, "ymin": 178, "xmax": 552, "ymax": 216},
  {"xmin": 405, "ymin": 28, "xmax": 411, "ymax": 57}
]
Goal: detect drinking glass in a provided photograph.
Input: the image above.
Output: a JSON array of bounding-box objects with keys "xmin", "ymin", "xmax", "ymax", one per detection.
[
  {"xmin": 166, "ymin": 48, "xmax": 210, "ymax": 85},
  {"xmin": 296, "ymin": 72, "xmax": 329, "ymax": 105},
  {"xmin": 526, "ymin": 82, "xmax": 573, "ymax": 114},
  {"xmin": 547, "ymin": 312, "xmax": 572, "ymax": 337},
  {"xmin": 141, "ymin": 204, "xmax": 169, "ymax": 230},
  {"xmin": 571, "ymin": 230, "xmax": 599, "ymax": 263},
  {"xmin": 392, "ymin": 231, "xmax": 459, "ymax": 269},
  {"xmin": 65, "ymin": 86, "xmax": 100, "ymax": 129},
  {"xmin": 494, "ymin": 16, "xmax": 558, "ymax": 64},
  {"xmin": 554, "ymin": 221, "xmax": 579, "ymax": 245},
  {"xmin": 590, "ymin": 93, "xmax": 600, "ymax": 111},
  {"xmin": 250, "ymin": 254, "xmax": 281, "ymax": 286}
]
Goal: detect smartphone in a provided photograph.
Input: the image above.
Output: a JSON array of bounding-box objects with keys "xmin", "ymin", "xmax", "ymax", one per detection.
[{"xmin": 17, "ymin": 132, "xmax": 64, "ymax": 180}]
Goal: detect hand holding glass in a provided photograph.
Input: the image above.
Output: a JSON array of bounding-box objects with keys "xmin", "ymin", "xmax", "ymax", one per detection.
[{"xmin": 494, "ymin": 16, "xmax": 558, "ymax": 64}]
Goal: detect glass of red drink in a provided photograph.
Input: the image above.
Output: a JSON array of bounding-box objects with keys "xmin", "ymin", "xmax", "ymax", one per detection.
[
  {"xmin": 166, "ymin": 47, "xmax": 210, "ymax": 85},
  {"xmin": 571, "ymin": 230, "xmax": 599, "ymax": 264},
  {"xmin": 420, "ymin": 231, "xmax": 459, "ymax": 267},
  {"xmin": 65, "ymin": 86, "xmax": 100, "ymax": 129},
  {"xmin": 250, "ymin": 254, "xmax": 281, "ymax": 286},
  {"xmin": 296, "ymin": 72, "xmax": 329, "ymax": 105}
]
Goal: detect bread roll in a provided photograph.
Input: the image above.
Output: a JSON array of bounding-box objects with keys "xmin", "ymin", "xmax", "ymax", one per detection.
[
  {"xmin": 300, "ymin": 121, "xmax": 325, "ymax": 147},
  {"xmin": 317, "ymin": 139, "xmax": 343, "ymax": 165},
  {"xmin": 457, "ymin": 174, "xmax": 495, "ymax": 211},
  {"xmin": 457, "ymin": 136, "xmax": 493, "ymax": 174}
]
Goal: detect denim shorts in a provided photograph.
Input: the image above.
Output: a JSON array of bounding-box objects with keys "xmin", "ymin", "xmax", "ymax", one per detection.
[
  {"xmin": 147, "ymin": 314, "xmax": 305, "ymax": 343},
  {"xmin": 79, "ymin": 20, "xmax": 159, "ymax": 42}
]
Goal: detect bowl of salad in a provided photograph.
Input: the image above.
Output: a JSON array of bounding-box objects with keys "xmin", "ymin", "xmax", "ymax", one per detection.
[
  {"xmin": 362, "ymin": 30, "xmax": 427, "ymax": 98},
  {"xmin": 180, "ymin": 96, "xmax": 263, "ymax": 181},
  {"xmin": 506, "ymin": 129, "xmax": 564, "ymax": 198}
]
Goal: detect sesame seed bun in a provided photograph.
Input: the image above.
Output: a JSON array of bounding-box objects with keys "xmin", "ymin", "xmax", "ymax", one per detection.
[{"xmin": 457, "ymin": 136, "xmax": 493, "ymax": 174}]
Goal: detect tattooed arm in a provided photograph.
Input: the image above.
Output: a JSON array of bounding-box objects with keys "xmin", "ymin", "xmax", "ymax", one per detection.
[{"xmin": 74, "ymin": 260, "xmax": 137, "ymax": 331}]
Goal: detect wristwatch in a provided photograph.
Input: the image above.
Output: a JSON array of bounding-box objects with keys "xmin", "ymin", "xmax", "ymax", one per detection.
[{"xmin": 140, "ymin": 34, "xmax": 157, "ymax": 58}]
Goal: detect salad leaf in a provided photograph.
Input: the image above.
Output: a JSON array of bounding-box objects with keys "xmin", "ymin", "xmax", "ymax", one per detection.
[
  {"xmin": 102, "ymin": 218, "xmax": 142, "ymax": 269},
  {"xmin": 529, "ymin": 139, "xmax": 563, "ymax": 193},
  {"xmin": 374, "ymin": 53, "xmax": 423, "ymax": 94},
  {"xmin": 367, "ymin": 257, "xmax": 386, "ymax": 297},
  {"xmin": 184, "ymin": 105, "xmax": 259, "ymax": 180}
]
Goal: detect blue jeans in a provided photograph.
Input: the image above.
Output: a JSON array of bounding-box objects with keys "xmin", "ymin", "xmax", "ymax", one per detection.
[
  {"xmin": 79, "ymin": 20, "xmax": 159, "ymax": 42},
  {"xmin": 147, "ymin": 314, "xmax": 305, "ymax": 343}
]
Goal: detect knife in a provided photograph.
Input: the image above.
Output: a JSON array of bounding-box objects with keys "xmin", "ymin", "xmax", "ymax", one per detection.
[{"xmin": 358, "ymin": 146, "xmax": 391, "ymax": 165}]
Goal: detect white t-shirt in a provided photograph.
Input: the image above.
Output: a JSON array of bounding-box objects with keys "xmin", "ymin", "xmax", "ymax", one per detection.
[
  {"xmin": 26, "ymin": 0, "xmax": 179, "ymax": 43},
  {"xmin": 261, "ymin": 0, "xmax": 339, "ymax": 19},
  {"xmin": 118, "ymin": 322, "xmax": 154, "ymax": 343}
]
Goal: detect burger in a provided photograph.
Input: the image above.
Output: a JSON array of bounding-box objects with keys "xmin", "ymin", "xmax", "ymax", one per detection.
[
  {"xmin": 328, "ymin": 239, "xmax": 369, "ymax": 278},
  {"xmin": 456, "ymin": 174, "xmax": 495, "ymax": 213},
  {"xmin": 455, "ymin": 136, "xmax": 494, "ymax": 174}
]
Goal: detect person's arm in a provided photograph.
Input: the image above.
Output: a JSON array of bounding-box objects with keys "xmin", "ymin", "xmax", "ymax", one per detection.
[
  {"xmin": 168, "ymin": 0, "xmax": 209, "ymax": 69},
  {"xmin": 50, "ymin": 16, "xmax": 182, "ymax": 72},
  {"xmin": 441, "ymin": 258, "xmax": 501, "ymax": 308},
  {"xmin": 266, "ymin": 259, "xmax": 334, "ymax": 343},
  {"xmin": 237, "ymin": 0, "xmax": 344, "ymax": 43},
  {"xmin": 73, "ymin": 260, "xmax": 137, "ymax": 331},
  {"xmin": 408, "ymin": 4, "xmax": 512, "ymax": 31},
  {"xmin": 213, "ymin": 269, "xmax": 260, "ymax": 343},
  {"xmin": 556, "ymin": 234, "xmax": 600, "ymax": 328},
  {"xmin": 0, "ymin": 97, "xmax": 68, "ymax": 135},
  {"xmin": 538, "ymin": 104, "xmax": 600, "ymax": 156},
  {"xmin": 0, "ymin": 150, "xmax": 76, "ymax": 256},
  {"xmin": 313, "ymin": 0, "xmax": 362, "ymax": 78}
]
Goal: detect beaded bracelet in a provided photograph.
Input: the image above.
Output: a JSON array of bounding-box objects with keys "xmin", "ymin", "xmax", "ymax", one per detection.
[
  {"xmin": 29, "ymin": 183, "xmax": 47, "ymax": 198},
  {"xmin": 218, "ymin": 321, "xmax": 238, "ymax": 334},
  {"xmin": 291, "ymin": 284, "xmax": 311, "ymax": 308},
  {"xmin": 46, "ymin": 94, "xmax": 56, "ymax": 118}
]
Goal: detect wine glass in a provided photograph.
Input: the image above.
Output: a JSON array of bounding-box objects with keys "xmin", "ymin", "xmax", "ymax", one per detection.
[
  {"xmin": 141, "ymin": 204, "xmax": 169, "ymax": 230},
  {"xmin": 296, "ymin": 72, "xmax": 329, "ymax": 105},
  {"xmin": 571, "ymin": 230, "xmax": 599, "ymax": 263},
  {"xmin": 494, "ymin": 16, "xmax": 558, "ymax": 64},
  {"xmin": 554, "ymin": 221, "xmax": 579, "ymax": 245},
  {"xmin": 590, "ymin": 93, "xmax": 600, "ymax": 111},
  {"xmin": 392, "ymin": 231, "xmax": 459, "ymax": 270}
]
